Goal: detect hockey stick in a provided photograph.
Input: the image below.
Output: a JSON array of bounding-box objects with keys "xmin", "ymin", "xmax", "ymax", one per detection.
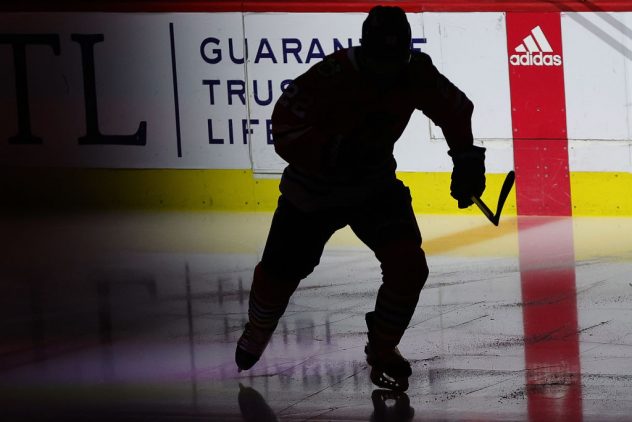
[{"xmin": 471, "ymin": 170, "xmax": 515, "ymax": 226}]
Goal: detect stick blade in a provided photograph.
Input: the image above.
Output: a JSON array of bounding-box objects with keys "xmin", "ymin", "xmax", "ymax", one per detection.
[{"xmin": 494, "ymin": 171, "xmax": 516, "ymax": 225}]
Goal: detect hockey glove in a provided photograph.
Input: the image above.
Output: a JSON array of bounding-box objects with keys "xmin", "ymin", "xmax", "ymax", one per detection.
[{"xmin": 448, "ymin": 145, "xmax": 486, "ymax": 209}]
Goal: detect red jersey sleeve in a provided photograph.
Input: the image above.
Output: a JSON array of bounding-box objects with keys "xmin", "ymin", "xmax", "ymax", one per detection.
[{"xmin": 410, "ymin": 52, "xmax": 474, "ymax": 153}]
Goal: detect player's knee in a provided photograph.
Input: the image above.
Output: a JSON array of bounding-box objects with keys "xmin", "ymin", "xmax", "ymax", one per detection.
[
  {"xmin": 259, "ymin": 257, "xmax": 316, "ymax": 287},
  {"xmin": 252, "ymin": 262, "xmax": 302, "ymax": 301},
  {"xmin": 404, "ymin": 248, "xmax": 429, "ymax": 294},
  {"xmin": 378, "ymin": 242, "xmax": 428, "ymax": 295}
]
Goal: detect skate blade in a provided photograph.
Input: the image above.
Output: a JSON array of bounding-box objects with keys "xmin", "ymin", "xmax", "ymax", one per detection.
[{"xmin": 370, "ymin": 368, "xmax": 409, "ymax": 392}]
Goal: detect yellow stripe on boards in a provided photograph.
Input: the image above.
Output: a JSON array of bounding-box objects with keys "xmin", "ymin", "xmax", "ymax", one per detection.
[
  {"xmin": 398, "ymin": 172, "xmax": 518, "ymax": 215},
  {"xmin": 0, "ymin": 168, "xmax": 630, "ymax": 215},
  {"xmin": 570, "ymin": 172, "xmax": 632, "ymax": 216}
]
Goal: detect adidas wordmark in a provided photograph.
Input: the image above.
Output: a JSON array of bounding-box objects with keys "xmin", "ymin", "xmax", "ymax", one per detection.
[{"xmin": 509, "ymin": 26, "xmax": 562, "ymax": 67}]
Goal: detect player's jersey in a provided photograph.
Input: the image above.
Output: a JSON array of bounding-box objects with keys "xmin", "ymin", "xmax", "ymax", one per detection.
[{"xmin": 272, "ymin": 47, "xmax": 474, "ymax": 211}]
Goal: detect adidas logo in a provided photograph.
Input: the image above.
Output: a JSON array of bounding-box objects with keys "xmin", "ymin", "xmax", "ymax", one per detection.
[{"xmin": 509, "ymin": 26, "xmax": 562, "ymax": 67}]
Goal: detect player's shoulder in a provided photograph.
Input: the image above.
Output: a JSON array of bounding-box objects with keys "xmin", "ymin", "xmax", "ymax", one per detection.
[
  {"xmin": 409, "ymin": 51, "xmax": 435, "ymax": 69},
  {"xmin": 407, "ymin": 51, "xmax": 439, "ymax": 85},
  {"xmin": 307, "ymin": 48, "xmax": 354, "ymax": 80}
]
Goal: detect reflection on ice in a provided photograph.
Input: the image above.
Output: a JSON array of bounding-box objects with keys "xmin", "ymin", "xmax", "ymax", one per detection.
[
  {"xmin": 518, "ymin": 217, "xmax": 582, "ymax": 421},
  {"xmin": 1, "ymin": 212, "xmax": 631, "ymax": 420}
]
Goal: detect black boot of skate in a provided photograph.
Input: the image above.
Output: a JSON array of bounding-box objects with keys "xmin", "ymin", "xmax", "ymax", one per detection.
[
  {"xmin": 235, "ymin": 322, "xmax": 275, "ymax": 372},
  {"xmin": 365, "ymin": 312, "xmax": 412, "ymax": 392}
]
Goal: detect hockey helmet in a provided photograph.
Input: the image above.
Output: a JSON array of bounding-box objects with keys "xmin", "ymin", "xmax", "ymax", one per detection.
[{"xmin": 361, "ymin": 5, "xmax": 412, "ymax": 65}]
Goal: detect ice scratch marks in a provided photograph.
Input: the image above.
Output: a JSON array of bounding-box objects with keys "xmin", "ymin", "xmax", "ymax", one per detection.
[
  {"xmin": 521, "ymin": 320, "xmax": 612, "ymax": 345},
  {"xmin": 577, "ymin": 320, "xmax": 612, "ymax": 336},
  {"xmin": 408, "ymin": 301, "xmax": 486, "ymax": 330},
  {"xmin": 425, "ymin": 367, "xmax": 524, "ymax": 403},
  {"xmin": 446, "ymin": 314, "xmax": 489, "ymax": 329},
  {"xmin": 277, "ymin": 365, "xmax": 366, "ymax": 416}
]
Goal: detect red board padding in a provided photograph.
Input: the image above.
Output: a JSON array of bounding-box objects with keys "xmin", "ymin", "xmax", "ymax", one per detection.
[
  {"xmin": 513, "ymin": 140, "xmax": 572, "ymax": 216},
  {"xmin": 506, "ymin": 12, "xmax": 572, "ymax": 216},
  {"xmin": 3, "ymin": 0, "xmax": 632, "ymax": 12},
  {"xmin": 518, "ymin": 217, "xmax": 581, "ymax": 421}
]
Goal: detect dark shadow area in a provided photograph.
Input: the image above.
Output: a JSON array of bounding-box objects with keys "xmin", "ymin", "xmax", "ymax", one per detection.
[
  {"xmin": 370, "ymin": 389, "xmax": 415, "ymax": 422},
  {"xmin": 238, "ymin": 383, "xmax": 279, "ymax": 422}
]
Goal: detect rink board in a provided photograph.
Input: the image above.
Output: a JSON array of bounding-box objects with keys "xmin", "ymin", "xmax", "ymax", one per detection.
[{"xmin": 0, "ymin": 4, "xmax": 631, "ymax": 214}]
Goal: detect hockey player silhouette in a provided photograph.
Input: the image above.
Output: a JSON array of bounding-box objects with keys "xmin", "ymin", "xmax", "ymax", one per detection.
[{"xmin": 236, "ymin": 5, "xmax": 485, "ymax": 391}]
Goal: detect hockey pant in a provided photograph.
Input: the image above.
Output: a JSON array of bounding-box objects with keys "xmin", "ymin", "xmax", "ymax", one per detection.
[{"xmin": 247, "ymin": 181, "xmax": 429, "ymax": 350}]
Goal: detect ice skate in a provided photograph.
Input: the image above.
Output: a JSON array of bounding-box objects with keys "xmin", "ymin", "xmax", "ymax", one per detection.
[
  {"xmin": 365, "ymin": 342, "xmax": 412, "ymax": 392},
  {"xmin": 365, "ymin": 312, "xmax": 412, "ymax": 391},
  {"xmin": 235, "ymin": 322, "xmax": 275, "ymax": 372}
]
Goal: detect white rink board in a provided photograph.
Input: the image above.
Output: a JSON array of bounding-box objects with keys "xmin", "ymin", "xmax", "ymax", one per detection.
[
  {"xmin": 562, "ymin": 12, "xmax": 632, "ymax": 172},
  {"xmin": 0, "ymin": 12, "xmax": 630, "ymax": 172},
  {"xmin": 421, "ymin": 12, "xmax": 514, "ymax": 174}
]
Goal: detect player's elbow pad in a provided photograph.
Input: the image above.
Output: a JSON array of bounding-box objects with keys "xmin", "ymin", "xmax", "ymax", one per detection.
[
  {"xmin": 272, "ymin": 126, "xmax": 324, "ymax": 174},
  {"xmin": 456, "ymin": 95, "xmax": 474, "ymax": 120}
]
